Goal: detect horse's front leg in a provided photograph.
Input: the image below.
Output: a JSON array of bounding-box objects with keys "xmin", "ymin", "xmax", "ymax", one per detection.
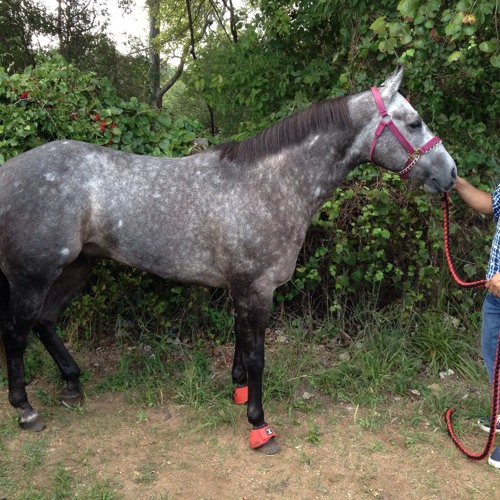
[
  {"xmin": 233, "ymin": 288, "xmax": 279, "ymax": 455},
  {"xmin": 232, "ymin": 331, "xmax": 249, "ymax": 404}
]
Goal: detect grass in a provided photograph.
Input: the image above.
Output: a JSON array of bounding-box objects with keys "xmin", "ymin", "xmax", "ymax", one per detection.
[
  {"xmin": 10, "ymin": 302, "xmax": 491, "ymax": 429},
  {"xmin": 1, "ymin": 299, "xmax": 487, "ymax": 414},
  {"xmin": 0, "ymin": 299, "xmax": 494, "ymax": 498},
  {"xmin": 52, "ymin": 463, "xmax": 74, "ymax": 498},
  {"xmin": 21, "ymin": 434, "xmax": 49, "ymax": 474},
  {"xmin": 133, "ymin": 460, "xmax": 161, "ymax": 485}
]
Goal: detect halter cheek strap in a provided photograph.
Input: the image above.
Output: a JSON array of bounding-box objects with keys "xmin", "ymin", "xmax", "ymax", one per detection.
[{"xmin": 369, "ymin": 86, "xmax": 442, "ymax": 179}]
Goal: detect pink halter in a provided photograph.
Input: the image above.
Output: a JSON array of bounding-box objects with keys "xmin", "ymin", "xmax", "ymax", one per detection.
[{"xmin": 369, "ymin": 86, "xmax": 442, "ymax": 179}]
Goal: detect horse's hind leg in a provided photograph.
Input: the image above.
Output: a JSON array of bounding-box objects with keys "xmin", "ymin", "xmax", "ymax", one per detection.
[
  {"xmin": 33, "ymin": 255, "xmax": 96, "ymax": 406},
  {"xmin": 4, "ymin": 282, "xmax": 51, "ymax": 431},
  {"xmin": 0, "ymin": 271, "xmax": 10, "ymax": 371},
  {"xmin": 33, "ymin": 322, "xmax": 82, "ymax": 406}
]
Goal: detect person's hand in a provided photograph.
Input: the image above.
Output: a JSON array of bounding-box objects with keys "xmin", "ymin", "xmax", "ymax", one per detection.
[
  {"xmin": 452, "ymin": 175, "xmax": 464, "ymax": 190},
  {"xmin": 485, "ymin": 272, "xmax": 500, "ymax": 297}
]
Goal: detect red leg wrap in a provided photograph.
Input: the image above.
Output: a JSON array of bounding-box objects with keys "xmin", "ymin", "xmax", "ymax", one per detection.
[
  {"xmin": 233, "ymin": 385, "xmax": 248, "ymax": 405},
  {"xmin": 249, "ymin": 424, "xmax": 276, "ymax": 449}
]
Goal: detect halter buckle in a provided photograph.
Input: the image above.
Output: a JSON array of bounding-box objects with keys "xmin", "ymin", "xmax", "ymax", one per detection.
[{"xmin": 408, "ymin": 148, "xmax": 422, "ymax": 160}]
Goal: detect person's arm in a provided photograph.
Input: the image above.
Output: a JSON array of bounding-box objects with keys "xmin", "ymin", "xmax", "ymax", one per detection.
[
  {"xmin": 454, "ymin": 177, "xmax": 499, "ymax": 293},
  {"xmin": 453, "ymin": 176, "xmax": 493, "ymax": 215}
]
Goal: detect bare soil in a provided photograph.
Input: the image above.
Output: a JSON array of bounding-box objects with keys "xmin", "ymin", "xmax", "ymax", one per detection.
[{"xmin": 1, "ymin": 349, "xmax": 500, "ymax": 499}]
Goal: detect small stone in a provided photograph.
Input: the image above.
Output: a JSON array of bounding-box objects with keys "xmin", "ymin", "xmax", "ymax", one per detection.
[{"xmin": 439, "ymin": 369, "xmax": 455, "ymax": 379}]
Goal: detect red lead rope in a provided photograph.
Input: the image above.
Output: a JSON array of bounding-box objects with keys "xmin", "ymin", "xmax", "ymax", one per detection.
[
  {"xmin": 442, "ymin": 192, "xmax": 499, "ymax": 461},
  {"xmin": 442, "ymin": 192, "xmax": 488, "ymax": 289}
]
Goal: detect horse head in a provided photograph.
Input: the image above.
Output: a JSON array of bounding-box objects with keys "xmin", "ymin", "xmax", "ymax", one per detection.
[{"xmin": 361, "ymin": 67, "xmax": 457, "ymax": 193}]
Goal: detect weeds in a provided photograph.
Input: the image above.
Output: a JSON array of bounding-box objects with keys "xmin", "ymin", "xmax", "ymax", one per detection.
[
  {"xmin": 306, "ymin": 423, "xmax": 322, "ymax": 444},
  {"xmin": 81, "ymin": 479, "xmax": 118, "ymax": 499},
  {"xmin": 63, "ymin": 298, "xmax": 490, "ymax": 427},
  {"xmin": 52, "ymin": 463, "xmax": 74, "ymax": 498},
  {"xmin": 1, "ymin": 295, "xmax": 492, "ymax": 499},
  {"xmin": 133, "ymin": 461, "xmax": 160, "ymax": 485},
  {"xmin": 21, "ymin": 435, "xmax": 48, "ymax": 474},
  {"xmin": 175, "ymin": 351, "xmax": 238, "ymax": 430},
  {"xmin": 409, "ymin": 310, "xmax": 483, "ymax": 381},
  {"xmin": 295, "ymin": 447, "xmax": 312, "ymax": 466}
]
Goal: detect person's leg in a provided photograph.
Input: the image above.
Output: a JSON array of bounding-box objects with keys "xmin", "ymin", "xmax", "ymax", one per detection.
[
  {"xmin": 480, "ymin": 293, "xmax": 500, "ymax": 467},
  {"xmin": 481, "ymin": 293, "xmax": 500, "ymax": 383}
]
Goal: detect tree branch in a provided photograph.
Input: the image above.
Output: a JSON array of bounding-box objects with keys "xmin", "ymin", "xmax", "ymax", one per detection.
[
  {"xmin": 158, "ymin": 50, "xmax": 187, "ymax": 96},
  {"xmin": 221, "ymin": 0, "xmax": 238, "ymax": 42},
  {"xmin": 207, "ymin": 0, "xmax": 232, "ymax": 42},
  {"xmin": 185, "ymin": 0, "xmax": 197, "ymax": 60}
]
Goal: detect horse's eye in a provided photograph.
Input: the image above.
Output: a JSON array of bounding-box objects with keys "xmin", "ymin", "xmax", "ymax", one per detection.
[{"xmin": 408, "ymin": 120, "xmax": 422, "ymax": 130}]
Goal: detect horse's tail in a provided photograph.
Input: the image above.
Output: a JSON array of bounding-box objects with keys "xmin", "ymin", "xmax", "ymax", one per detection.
[{"xmin": 0, "ymin": 270, "xmax": 9, "ymax": 374}]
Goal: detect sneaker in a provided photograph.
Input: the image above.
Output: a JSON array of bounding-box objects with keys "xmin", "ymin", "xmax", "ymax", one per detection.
[
  {"xmin": 488, "ymin": 446, "xmax": 500, "ymax": 468},
  {"xmin": 478, "ymin": 416, "xmax": 500, "ymax": 433}
]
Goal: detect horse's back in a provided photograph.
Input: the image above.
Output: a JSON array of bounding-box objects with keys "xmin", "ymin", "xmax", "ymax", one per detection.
[
  {"xmin": 0, "ymin": 140, "xmax": 303, "ymax": 290},
  {"xmin": 0, "ymin": 141, "xmax": 233, "ymax": 286}
]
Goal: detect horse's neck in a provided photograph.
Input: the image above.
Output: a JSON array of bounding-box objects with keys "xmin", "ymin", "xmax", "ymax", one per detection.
[{"xmin": 265, "ymin": 128, "xmax": 362, "ymax": 215}]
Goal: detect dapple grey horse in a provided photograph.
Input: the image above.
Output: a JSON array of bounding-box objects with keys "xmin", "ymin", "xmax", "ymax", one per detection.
[{"xmin": 0, "ymin": 68, "xmax": 456, "ymax": 454}]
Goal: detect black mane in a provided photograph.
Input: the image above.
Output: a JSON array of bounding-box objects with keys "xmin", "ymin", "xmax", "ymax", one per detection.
[{"xmin": 215, "ymin": 96, "xmax": 352, "ymax": 163}]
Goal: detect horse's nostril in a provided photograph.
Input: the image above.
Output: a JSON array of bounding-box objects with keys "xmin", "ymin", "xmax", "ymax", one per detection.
[{"xmin": 451, "ymin": 169, "xmax": 457, "ymax": 181}]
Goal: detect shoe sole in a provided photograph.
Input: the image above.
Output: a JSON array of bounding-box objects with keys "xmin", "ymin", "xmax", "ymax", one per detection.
[
  {"xmin": 488, "ymin": 456, "xmax": 500, "ymax": 468},
  {"xmin": 478, "ymin": 420, "xmax": 500, "ymax": 434},
  {"xmin": 480, "ymin": 424, "xmax": 494, "ymax": 433}
]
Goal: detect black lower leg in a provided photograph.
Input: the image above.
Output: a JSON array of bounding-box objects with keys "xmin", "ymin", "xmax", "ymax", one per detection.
[
  {"xmin": 232, "ymin": 287, "xmax": 279, "ymax": 454},
  {"xmin": 234, "ymin": 302, "xmax": 269, "ymax": 428},
  {"xmin": 232, "ymin": 336, "xmax": 247, "ymax": 387},
  {"xmin": 33, "ymin": 321, "xmax": 81, "ymax": 400},
  {"xmin": 5, "ymin": 322, "xmax": 46, "ymax": 431}
]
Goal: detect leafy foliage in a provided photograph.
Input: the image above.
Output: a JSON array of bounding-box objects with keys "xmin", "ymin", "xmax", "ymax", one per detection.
[
  {"xmin": 0, "ymin": 1, "xmax": 498, "ymax": 342},
  {"xmin": 0, "ymin": 0, "xmax": 54, "ymax": 71},
  {"xmin": 0, "ymin": 0, "xmax": 151, "ymax": 104},
  {"xmin": 0, "ymin": 56, "xmax": 202, "ymax": 164}
]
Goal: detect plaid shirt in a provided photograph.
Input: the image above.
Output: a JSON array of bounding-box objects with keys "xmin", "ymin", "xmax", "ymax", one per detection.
[{"xmin": 487, "ymin": 185, "xmax": 500, "ymax": 279}]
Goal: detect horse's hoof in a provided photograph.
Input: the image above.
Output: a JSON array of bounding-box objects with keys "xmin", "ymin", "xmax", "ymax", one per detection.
[
  {"xmin": 61, "ymin": 390, "xmax": 83, "ymax": 408},
  {"xmin": 256, "ymin": 437, "xmax": 280, "ymax": 455},
  {"xmin": 19, "ymin": 414, "xmax": 46, "ymax": 432}
]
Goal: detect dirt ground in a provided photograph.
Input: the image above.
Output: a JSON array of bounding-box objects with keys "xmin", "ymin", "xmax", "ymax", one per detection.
[{"xmin": 2, "ymin": 380, "xmax": 500, "ymax": 499}]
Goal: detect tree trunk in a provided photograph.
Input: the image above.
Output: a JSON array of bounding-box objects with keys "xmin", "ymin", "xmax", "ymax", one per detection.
[
  {"xmin": 186, "ymin": 0, "xmax": 216, "ymax": 134},
  {"xmin": 148, "ymin": 0, "xmax": 161, "ymax": 108},
  {"xmin": 57, "ymin": 0, "xmax": 64, "ymax": 56}
]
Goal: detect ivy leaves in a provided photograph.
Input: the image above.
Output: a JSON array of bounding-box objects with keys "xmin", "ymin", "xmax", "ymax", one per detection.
[{"xmin": 369, "ymin": 0, "xmax": 498, "ymax": 69}]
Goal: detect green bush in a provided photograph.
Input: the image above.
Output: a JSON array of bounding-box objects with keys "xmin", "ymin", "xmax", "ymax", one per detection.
[
  {"xmin": 186, "ymin": 0, "xmax": 499, "ymax": 328},
  {"xmin": 0, "ymin": 56, "xmax": 202, "ymax": 164}
]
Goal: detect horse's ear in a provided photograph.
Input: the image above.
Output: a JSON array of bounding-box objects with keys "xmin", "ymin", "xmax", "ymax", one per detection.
[{"xmin": 379, "ymin": 67, "xmax": 404, "ymax": 99}]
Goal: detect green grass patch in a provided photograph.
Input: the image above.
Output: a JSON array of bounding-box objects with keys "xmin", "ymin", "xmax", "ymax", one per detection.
[
  {"xmin": 69, "ymin": 300, "xmax": 490, "ymax": 433},
  {"xmin": 0, "ymin": 299, "xmax": 494, "ymax": 500}
]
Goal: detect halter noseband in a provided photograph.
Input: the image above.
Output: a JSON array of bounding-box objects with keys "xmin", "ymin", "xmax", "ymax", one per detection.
[{"xmin": 369, "ymin": 86, "xmax": 442, "ymax": 179}]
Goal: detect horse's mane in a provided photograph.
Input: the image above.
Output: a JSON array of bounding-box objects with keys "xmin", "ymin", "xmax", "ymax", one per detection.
[{"xmin": 214, "ymin": 96, "xmax": 352, "ymax": 163}]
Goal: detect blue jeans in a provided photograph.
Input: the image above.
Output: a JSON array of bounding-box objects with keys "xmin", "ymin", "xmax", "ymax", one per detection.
[{"xmin": 482, "ymin": 293, "xmax": 500, "ymax": 383}]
